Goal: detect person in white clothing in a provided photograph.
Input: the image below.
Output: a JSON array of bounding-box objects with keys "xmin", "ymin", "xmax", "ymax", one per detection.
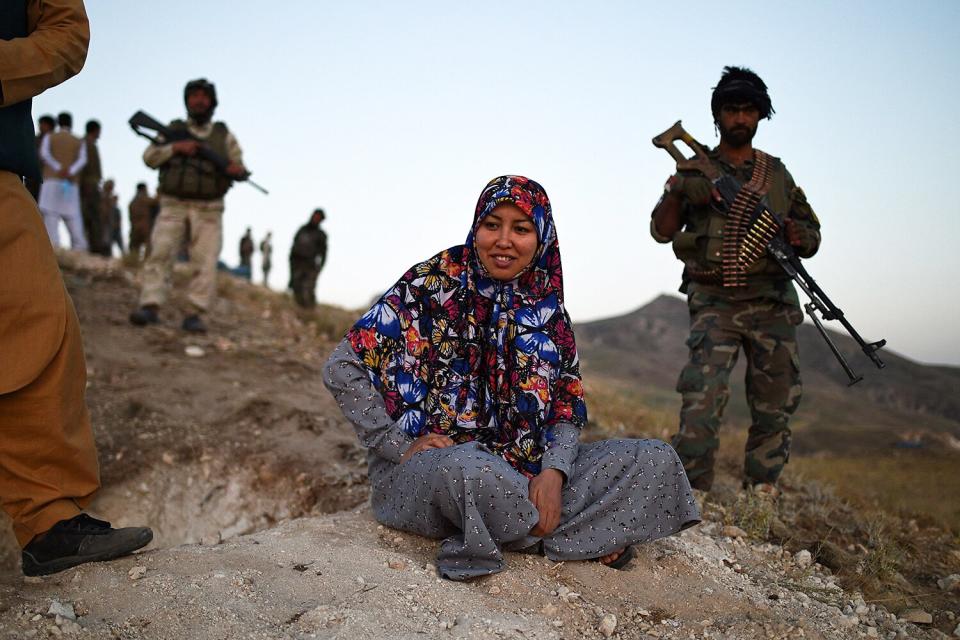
[{"xmin": 38, "ymin": 112, "xmax": 87, "ymax": 250}]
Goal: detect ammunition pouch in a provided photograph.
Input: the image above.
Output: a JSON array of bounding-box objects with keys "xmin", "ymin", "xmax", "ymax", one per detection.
[{"xmin": 671, "ymin": 231, "xmax": 701, "ymax": 262}]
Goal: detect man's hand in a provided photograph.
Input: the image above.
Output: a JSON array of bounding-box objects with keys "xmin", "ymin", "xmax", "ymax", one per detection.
[
  {"xmin": 529, "ymin": 468, "xmax": 564, "ymax": 537},
  {"xmin": 225, "ymin": 162, "xmax": 246, "ymax": 178},
  {"xmin": 666, "ymin": 173, "xmax": 720, "ymax": 206},
  {"xmin": 784, "ymin": 219, "xmax": 816, "ymax": 253},
  {"xmin": 399, "ymin": 433, "xmax": 454, "ymax": 463},
  {"xmin": 652, "ymin": 173, "xmax": 722, "ymax": 241},
  {"xmin": 57, "ymin": 167, "xmax": 70, "ymax": 179},
  {"xmin": 172, "ymin": 140, "xmax": 200, "ymax": 156}
]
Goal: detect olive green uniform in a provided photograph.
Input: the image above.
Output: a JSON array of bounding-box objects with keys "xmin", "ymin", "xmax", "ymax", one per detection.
[{"xmin": 652, "ymin": 148, "xmax": 820, "ymax": 490}]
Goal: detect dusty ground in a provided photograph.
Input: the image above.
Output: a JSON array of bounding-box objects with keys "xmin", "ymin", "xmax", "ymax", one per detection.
[{"xmin": 0, "ymin": 253, "xmax": 956, "ymax": 639}]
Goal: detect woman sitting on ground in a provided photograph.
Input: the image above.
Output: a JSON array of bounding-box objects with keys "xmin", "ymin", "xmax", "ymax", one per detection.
[{"xmin": 323, "ymin": 175, "xmax": 699, "ymax": 580}]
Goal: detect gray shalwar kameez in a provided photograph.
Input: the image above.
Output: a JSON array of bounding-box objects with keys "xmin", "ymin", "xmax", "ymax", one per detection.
[{"xmin": 324, "ymin": 340, "xmax": 700, "ymax": 580}]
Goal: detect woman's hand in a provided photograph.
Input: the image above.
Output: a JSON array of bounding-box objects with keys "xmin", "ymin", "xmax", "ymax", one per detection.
[
  {"xmin": 528, "ymin": 468, "xmax": 564, "ymax": 537},
  {"xmin": 399, "ymin": 433, "xmax": 454, "ymax": 463}
]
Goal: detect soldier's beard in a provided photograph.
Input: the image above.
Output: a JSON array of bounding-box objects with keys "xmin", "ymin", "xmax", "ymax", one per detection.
[
  {"xmin": 188, "ymin": 108, "xmax": 213, "ymax": 125},
  {"xmin": 719, "ymin": 123, "xmax": 756, "ymax": 149}
]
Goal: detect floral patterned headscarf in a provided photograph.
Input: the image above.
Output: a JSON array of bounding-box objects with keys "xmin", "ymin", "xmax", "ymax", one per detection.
[{"xmin": 346, "ymin": 175, "xmax": 587, "ymax": 476}]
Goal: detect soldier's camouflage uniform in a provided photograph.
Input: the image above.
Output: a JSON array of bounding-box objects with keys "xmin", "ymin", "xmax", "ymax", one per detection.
[{"xmin": 651, "ymin": 148, "xmax": 820, "ymax": 490}]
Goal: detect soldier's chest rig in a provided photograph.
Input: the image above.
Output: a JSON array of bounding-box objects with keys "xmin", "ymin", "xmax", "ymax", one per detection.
[
  {"xmin": 679, "ymin": 150, "xmax": 787, "ymax": 287},
  {"xmin": 158, "ymin": 121, "xmax": 231, "ymax": 200}
]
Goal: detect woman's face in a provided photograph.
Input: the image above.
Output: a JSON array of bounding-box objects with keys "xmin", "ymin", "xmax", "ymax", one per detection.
[{"xmin": 475, "ymin": 203, "xmax": 539, "ymax": 281}]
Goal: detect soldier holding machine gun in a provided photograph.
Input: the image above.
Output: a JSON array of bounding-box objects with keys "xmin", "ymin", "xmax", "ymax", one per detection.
[
  {"xmin": 129, "ymin": 78, "xmax": 248, "ymax": 333},
  {"xmin": 650, "ymin": 66, "xmax": 825, "ymax": 497}
]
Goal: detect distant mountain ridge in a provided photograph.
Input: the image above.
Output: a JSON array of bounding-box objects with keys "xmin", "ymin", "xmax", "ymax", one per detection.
[{"xmin": 575, "ymin": 294, "xmax": 960, "ymax": 452}]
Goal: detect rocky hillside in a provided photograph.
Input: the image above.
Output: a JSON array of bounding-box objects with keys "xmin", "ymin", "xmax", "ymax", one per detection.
[{"xmin": 0, "ymin": 255, "xmax": 957, "ymax": 639}]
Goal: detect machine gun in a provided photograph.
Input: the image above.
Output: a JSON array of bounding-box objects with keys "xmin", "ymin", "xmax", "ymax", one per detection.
[
  {"xmin": 128, "ymin": 111, "xmax": 268, "ymax": 195},
  {"xmin": 652, "ymin": 120, "xmax": 886, "ymax": 385}
]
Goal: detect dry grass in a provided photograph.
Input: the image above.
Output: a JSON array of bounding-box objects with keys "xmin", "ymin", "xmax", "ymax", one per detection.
[
  {"xmin": 790, "ymin": 452, "xmax": 960, "ymax": 533},
  {"xmin": 581, "ymin": 377, "xmax": 678, "ymax": 443},
  {"xmin": 215, "ymin": 270, "xmax": 360, "ymax": 342},
  {"xmin": 726, "ymin": 491, "xmax": 777, "ymax": 539},
  {"xmin": 858, "ymin": 514, "xmax": 904, "ymax": 583}
]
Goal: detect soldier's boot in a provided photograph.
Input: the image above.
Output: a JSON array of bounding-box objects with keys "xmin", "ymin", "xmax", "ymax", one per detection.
[
  {"xmin": 747, "ymin": 482, "xmax": 781, "ymax": 502},
  {"xmin": 129, "ymin": 304, "xmax": 159, "ymax": 326},
  {"xmin": 181, "ymin": 313, "xmax": 207, "ymax": 334}
]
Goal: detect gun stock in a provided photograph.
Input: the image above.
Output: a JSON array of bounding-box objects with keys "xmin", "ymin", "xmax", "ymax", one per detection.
[
  {"xmin": 652, "ymin": 120, "xmax": 719, "ymax": 180},
  {"xmin": 128, "ymin": 111, "xmax": 170, "ymax": 136}
]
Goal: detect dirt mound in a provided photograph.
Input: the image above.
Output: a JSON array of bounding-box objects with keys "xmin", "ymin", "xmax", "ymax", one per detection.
[
  {"xmin": 2, "ymin": 508, "xmax": 949, "ymax": 639},
  {"xmin": 0, "ymin": 253, "xmax": 956, "ymax": 639},
  {"xmin": 0, "ymin": 252, "xmax": 364, "ymax": 570}
]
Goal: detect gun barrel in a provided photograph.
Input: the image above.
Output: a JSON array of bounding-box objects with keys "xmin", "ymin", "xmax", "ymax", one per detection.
[
  {"xmin": 805, "ymin": 303, "xmax": 863, "ymax": 385},
  {"xmin": 246, "ymin": 179, "xmax": 269, "ymax": 195}
]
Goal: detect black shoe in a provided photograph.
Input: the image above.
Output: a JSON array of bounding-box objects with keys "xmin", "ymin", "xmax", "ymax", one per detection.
[
  {"xmin": 21, "ymin": 514, "xmax": 153, "ymax": 577},
  {"xmin": 181, "ymin": 313, "xmax": 207, "ymax": 333},
  {"xmin": 129, "ymin": 306, "xmax": 159, "ymax": 326}
]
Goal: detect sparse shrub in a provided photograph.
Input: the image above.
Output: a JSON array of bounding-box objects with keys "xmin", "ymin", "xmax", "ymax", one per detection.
[
  {"xmin": 728, "ymin": 491, "xmax": 776, "ymax": 539},
  {"xmin": 859, "ymin": 514, "xmax": 903, "ymax": 582},
  {"xmin": 307, "ymin": 306, "xmax": 359, "ymax": 340}
]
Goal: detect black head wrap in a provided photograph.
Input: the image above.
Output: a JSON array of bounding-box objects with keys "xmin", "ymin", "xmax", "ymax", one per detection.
[{"xmin": 711, "ymin": 66, "xmax": 774, "ymax": 121}]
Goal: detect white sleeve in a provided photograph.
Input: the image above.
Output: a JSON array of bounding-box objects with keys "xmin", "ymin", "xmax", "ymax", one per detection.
[
  {"xmin": 39, "ymin": 133, "xmax": 61, "ymax": 171},
  {"xmin": 68, "ymin": 139, "xmax": 87, "ymax": 176}
]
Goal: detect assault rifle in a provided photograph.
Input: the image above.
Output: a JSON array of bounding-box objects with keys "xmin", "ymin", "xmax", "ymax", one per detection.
[
  {"xmin": 128, "ymin": 110, "xmax": 268, "ymax": 195},
  {"xmin": 652, "ymin": 120, "xmax": 886, "ymax": 385}
]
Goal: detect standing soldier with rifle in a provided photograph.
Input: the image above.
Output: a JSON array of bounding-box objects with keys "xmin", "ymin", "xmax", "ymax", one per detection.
[
  {"xmin": 129, "ymin": 78, "xmax": 248, "ymax": 333},
  {"xmin": 650, "ymin": 67, "xmax": 823, "ymax": 497}
]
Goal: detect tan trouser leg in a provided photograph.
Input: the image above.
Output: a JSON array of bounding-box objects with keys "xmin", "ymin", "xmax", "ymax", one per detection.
[
  {"xmin": 139, "ymin": 203, "xmax": 188, "ymax": 308},
  {"xmin": 185, "ymin": 206, "xmax": 223, "ymax": 312},
  {"xmin": 0, "ymin": 172, "xmax": 100, "ymax": 547}
]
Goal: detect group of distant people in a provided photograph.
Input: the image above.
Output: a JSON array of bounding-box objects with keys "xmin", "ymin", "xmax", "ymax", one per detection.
[
  {"xmin": 237, "ymin": 209, "xmax": 328, "ymax": 308},
  {"xmin": 34, "ymin": 87, "xmax": 330, "ymax": 332},
  {"xmin": 238, "ymin": 227, "xmax": 275, "ymax": 286},
  {"xmin": 127, "ymin": 78, "xmax": 332, "ymax": 334},
  {"xmin": 30, "ymin": 111, "xmax": 161, "ymax": 262}
]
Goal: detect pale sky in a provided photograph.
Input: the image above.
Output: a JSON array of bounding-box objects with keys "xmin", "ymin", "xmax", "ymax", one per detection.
[{"xmin": 34, "ymin": 1, "xmax": 960, "ymax": 366}]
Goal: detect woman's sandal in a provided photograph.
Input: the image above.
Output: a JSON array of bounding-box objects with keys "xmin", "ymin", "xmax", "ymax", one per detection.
[{"xmin": 602, "ymin": 545, "xmax": 635, "ymax": 570}]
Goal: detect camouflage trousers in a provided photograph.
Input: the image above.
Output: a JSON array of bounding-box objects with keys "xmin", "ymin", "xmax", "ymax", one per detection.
[{"xmin": 671, "ymin": 291, "xmax": 803, "ymax": 490}]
